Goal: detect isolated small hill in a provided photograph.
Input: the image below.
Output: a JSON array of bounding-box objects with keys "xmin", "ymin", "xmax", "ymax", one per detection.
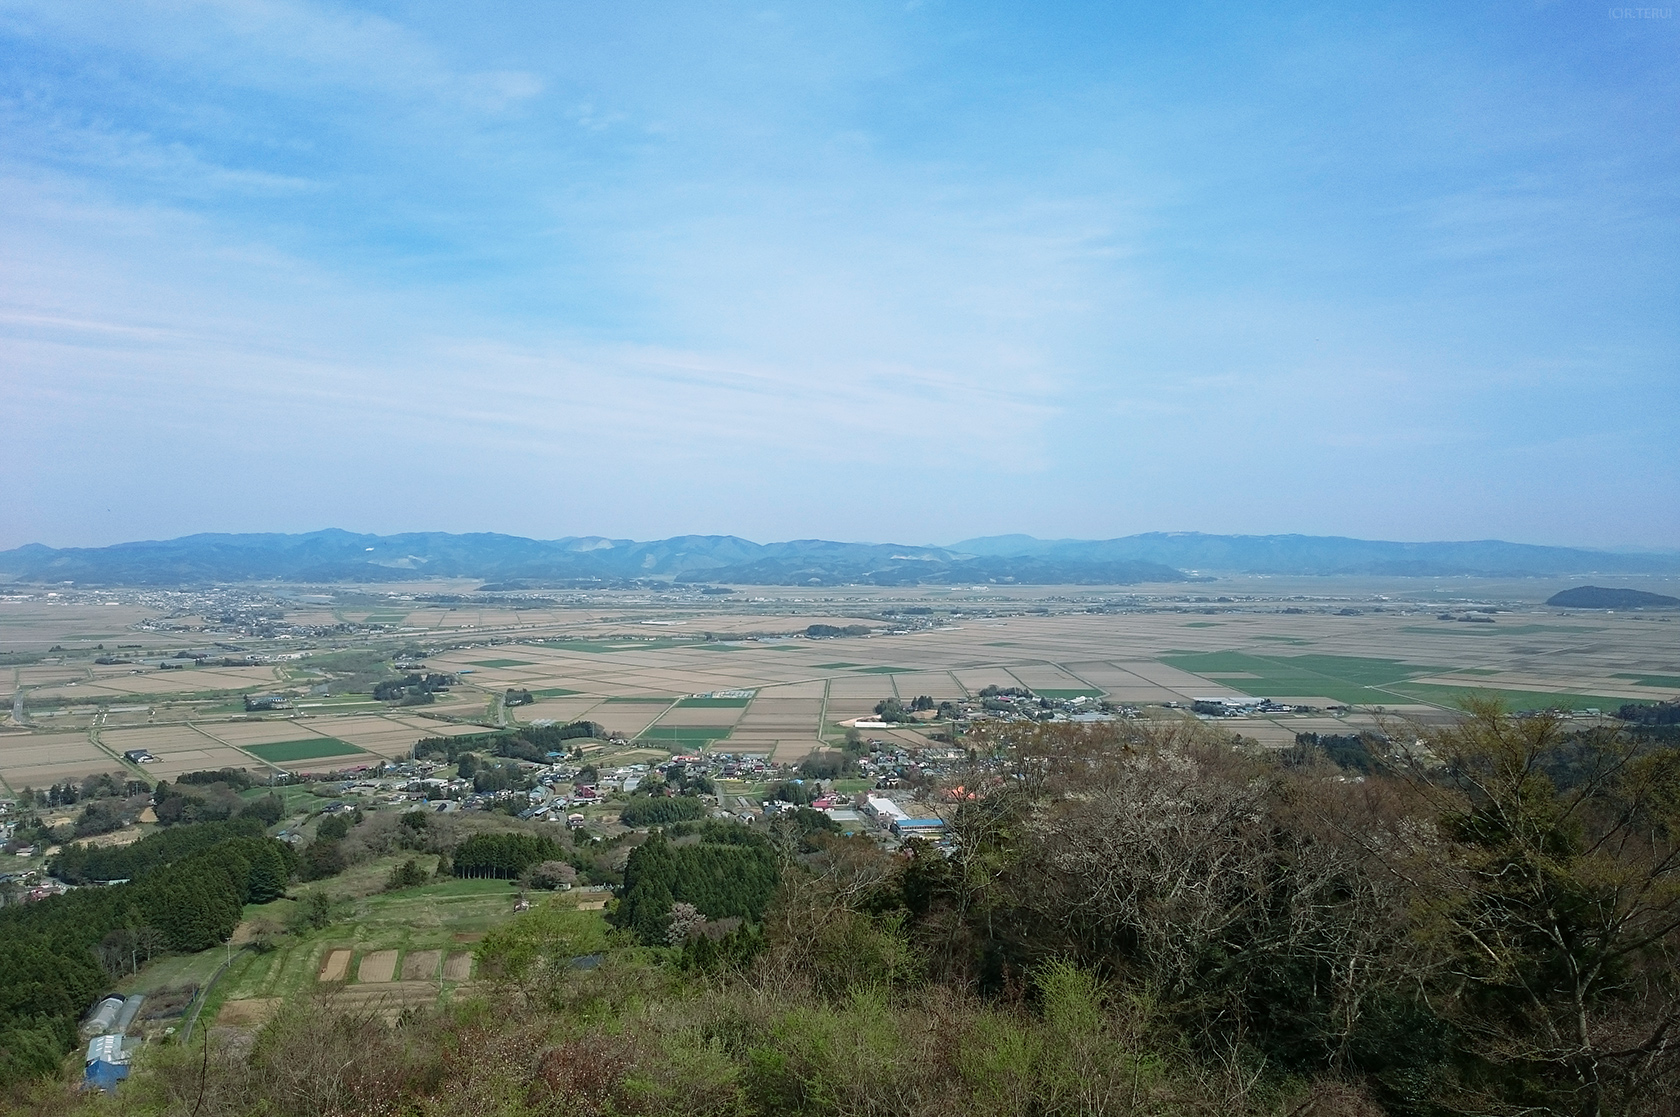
[{"xmin": 1546, "ymin": 585, "xmax": 1680, "ymax": 609}]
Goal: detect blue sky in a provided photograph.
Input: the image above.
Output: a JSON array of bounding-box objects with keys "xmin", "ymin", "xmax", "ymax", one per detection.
[{"xmin": 2, "ymin": 1, "xmax": 1676, "ymax": 550}]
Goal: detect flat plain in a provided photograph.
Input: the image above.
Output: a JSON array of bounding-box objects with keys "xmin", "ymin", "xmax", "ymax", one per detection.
[{"xmin": 3, "ymin": 574, "xmax": 1676, "ymax": 789}]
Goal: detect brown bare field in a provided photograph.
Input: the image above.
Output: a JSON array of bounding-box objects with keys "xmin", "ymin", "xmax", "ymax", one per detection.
[
  {"xmin": 73, "ymin": 826, "xmax": 147, "ymax": 849},
  {"xmin": 15, "ymin": 666, "xmax": 88, "ymax": 686},
  {"xmin": 216, "ymin": 998, "xmax": 278, "ymax": 1028},
  {"xmin": 301, "ymin": 715, "xmax": 460, "ymax": 759},
  {"xmin": 322, "ymin": 981, "xmax": 444, "ymax": 1023},
  {"xmin": 203, "ymin": 720, "xmax": 336, "ymax": 746},
  {"xmin": 0, "ymin": 733, "xmax": 122, "ymax": 788},
  {"xmin": 589, "ymin": 704, "xmax": 673, "ymax": 737},
  {"xmin": 650, "ymin": 705, "xmax": 743, "ymax": 727},
  {"xmin": 1006, "ymin": 664, "xmax": 1096, "ymax": 691},
  {"xmin": 100, "ymin": 725, "xmax": 207, "ymax": 749},
  {"xmin": 99, "ymin": 724, "xmax": 276, "ymax": 777},
  {"xmin": 357, "ymin": 950, "xmax": 398, "ymax": 983},
  {"xmin": 0, "ymin": 601, "xmax": 155, "ymax": 651},
  {"xmin": 382, "ymin": 716, "xmax": 495, "ymax": 736},
  {"xmin": 318, "ymin": 949, "xmax": 351, "ymax": 982},
  {"xmin": 512, "ymin": 698, "xmax": 605, "ymax": 723},
  {"xmin": 441, "ymin": 952, "xmax": 474, "ymax": 981},
  {"xmin": 734, "ymin": 700, "xmax": 822, "ymax": 733},
  {"xmin": 401, "ymin": 949, "xmax": 442, "ymax": 981}
]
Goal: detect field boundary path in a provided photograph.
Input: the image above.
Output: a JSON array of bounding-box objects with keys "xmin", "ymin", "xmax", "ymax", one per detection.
[{"xmin": 181, "ymin": 947, "xmax": 243, "ymax": 1044}]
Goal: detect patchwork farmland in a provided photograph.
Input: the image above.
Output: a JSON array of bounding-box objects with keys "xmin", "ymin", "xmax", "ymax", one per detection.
[{"xmin": 3, "ymin": 575, "xmax": 1677, "ymax": 790}]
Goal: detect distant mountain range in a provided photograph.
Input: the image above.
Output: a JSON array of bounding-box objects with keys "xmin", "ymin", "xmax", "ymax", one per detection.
[
  {"xmin": 951, "ymin": 533, "xmax": 1680, "ymax": 578},
  {"xmin": 0, "ymin": 530, "xmax": 1674, "ymax": 587}
]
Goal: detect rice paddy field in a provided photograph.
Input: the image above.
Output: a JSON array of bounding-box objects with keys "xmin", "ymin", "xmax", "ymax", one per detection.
[{"xmin": 2, "ymin": 575, "xmax": 1677, "ymax": 787}]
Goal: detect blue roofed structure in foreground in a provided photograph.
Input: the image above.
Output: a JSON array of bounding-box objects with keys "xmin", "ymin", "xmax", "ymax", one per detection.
[{"xmin": 84, "ymin": 1034, "xmax": 132, "ymax": 1092}]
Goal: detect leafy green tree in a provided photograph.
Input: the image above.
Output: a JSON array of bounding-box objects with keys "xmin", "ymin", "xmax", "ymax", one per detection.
[{"xmin": 239, "ymin": 792, "xmax": 286, "ymax": 826}]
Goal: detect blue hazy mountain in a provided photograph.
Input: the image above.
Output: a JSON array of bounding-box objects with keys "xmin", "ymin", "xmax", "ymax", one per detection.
[
  {"xmin": 0, "ymin": 530, "xmax": 1673, "ymax": 586},
  {"xmin": 949, "ymin": 532, "xmax": 1680, "ymax": 578},
  {"xmin": 0, "ymin": 531, "xmax": 1182, "ymax": 587}
]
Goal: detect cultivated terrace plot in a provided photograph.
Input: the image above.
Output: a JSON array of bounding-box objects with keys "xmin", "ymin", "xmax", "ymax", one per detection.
[
  {"xmin": 401, "ymin": 950, "xmax": 442, "ymax": 981},
  {"xmin": 357, "ymin": 950, "xmax": 399, "ymax": 983},
  {"xmin": 318, "ymin": 949, "xmax": 352, "ymax": 983}
]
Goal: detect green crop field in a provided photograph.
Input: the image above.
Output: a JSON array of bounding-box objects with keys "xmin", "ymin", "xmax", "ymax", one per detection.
[
  {"xmin": 814, "ymin": 662, "xmax": 859, "ymax": 669},
  {"xmin": 852, "ymin": 666, "xmax": 909, "ymax": 674},
  {"xmin": 237, "ymin": 784, "xmax": 331, "ymax": 812},
  {"xmin": 1616, "ymin": 674, "xmax": 1680, "ymax": 689},
  {"xmin": 1163, "ymin": 651, "xmax": 1651, "ymax": 712},
  {"xmin": 637, "ymin": 726, "xmax": 733, "ymax": 744},
  {"xmin": 469, "ymin": 659, "xmax": 536, "ymax": 668},
  {"xmin": 1161, "ymin": 651, "xmax": 1446, "ymax": 706},
  {"xmin": 532, "ymin": 687, "xmax": 582, "ymax": 697},
  {"xmin": 1182, "ymin": 622, "xmax": 1221, "ymax": 628},
  {"xmin": 676, "ymin": 696, "xmax": 752, "ymax": 708},
  {"xmin": 245, "ymin": 738, "xmax": 367, "ymax": 762},
  {"xmin": 1033, "ymin": 688, "xmax": 1104, "ymax": 699}
]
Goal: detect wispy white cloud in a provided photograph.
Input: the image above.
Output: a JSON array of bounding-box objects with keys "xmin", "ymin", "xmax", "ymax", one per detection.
[{"xmin": 1, "ymin": 0, "xmax": 1675, "ymax": 548}]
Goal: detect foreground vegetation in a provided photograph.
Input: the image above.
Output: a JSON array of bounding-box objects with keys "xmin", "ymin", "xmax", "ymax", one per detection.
[{"xmin": 7, "ymin": 702, "xmax": 1680, "ymax": 1116}]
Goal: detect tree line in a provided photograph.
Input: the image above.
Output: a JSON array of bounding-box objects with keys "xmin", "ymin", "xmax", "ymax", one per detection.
[{"xmin": 411, "ymin": 720, "xmax": 604, "ymax": 765}]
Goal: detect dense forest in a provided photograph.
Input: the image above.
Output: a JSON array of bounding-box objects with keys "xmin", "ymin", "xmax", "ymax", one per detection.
[
  {"xmin": 0, "ymin": 826, "xmax": 297, "ymax": 1084},
  {"xmin": 612, "ymin": 824, "xmax": 781, "ymax": 944}
]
